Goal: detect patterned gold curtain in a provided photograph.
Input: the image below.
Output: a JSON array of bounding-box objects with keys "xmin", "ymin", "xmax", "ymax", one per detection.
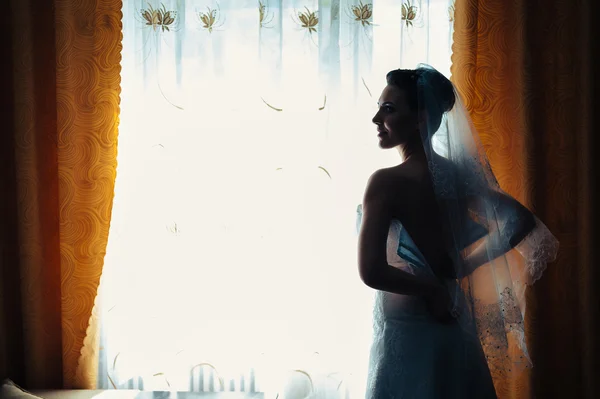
[
  {"xmin": 0, "ymin": 0, "xmax": 122, "ymax": 389},
  {"xmin": 452, "ymin": 0, "xmax": 598, "ymax": 398}
]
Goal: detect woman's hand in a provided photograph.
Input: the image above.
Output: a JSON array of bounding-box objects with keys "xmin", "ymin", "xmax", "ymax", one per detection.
[{"xmin": 425, "ymin": 284, "xmax": 457, "ymax": 324}]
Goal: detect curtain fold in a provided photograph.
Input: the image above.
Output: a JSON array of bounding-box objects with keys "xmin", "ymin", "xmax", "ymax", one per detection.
[
  {"xmin": 452, "ymin": 0, "xmax": 598, "ymax": 397},
  {"xmin": 0, "ymin": 0, "xmax": 122, "ymax": 389}
]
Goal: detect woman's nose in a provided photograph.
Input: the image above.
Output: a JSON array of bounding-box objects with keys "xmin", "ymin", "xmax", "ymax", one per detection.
[{"xmin": 372, "ymin": 112, "xmax": 381, "ymax": 125}]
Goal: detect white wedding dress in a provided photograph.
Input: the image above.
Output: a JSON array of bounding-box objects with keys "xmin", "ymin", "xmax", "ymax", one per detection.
[{"xmin": 358, "ymin": 206, "xmax": 498, "ymax": 399}]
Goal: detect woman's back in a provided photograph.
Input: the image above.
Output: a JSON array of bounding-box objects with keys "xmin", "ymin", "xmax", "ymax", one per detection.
[{"xmin": 380, "ymin": 155, "xmax": 457, "ymax": 279}]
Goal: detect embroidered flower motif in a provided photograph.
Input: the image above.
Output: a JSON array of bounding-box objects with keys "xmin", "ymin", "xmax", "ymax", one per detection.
[
  {"xmin": 350, "ymin": 1, "xmax": 373, "ymax": 27},
  {"xmin": 401, "ymin": 0, "xmax": 417, "ymax": 28},
  {"xmin": 141, "ymin": 3, "xmax": 177, "ymax": 32},
  {"xmin": 294, "ymin": 7, "xmax": 319, "ymax": 34},
  {"xmin": 198, "ymin": 4, "xmax": 224, "ymax": 33}
]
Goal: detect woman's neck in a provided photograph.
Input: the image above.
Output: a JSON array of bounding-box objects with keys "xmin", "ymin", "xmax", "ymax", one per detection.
[{"xmin": 397, "ymin": 140, "xmax": 427, "ymax": 163}]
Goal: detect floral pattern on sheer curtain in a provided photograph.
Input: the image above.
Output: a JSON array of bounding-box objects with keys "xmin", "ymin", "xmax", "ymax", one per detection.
[{"xmin": 99, "ymin": 0, "xmax": 455, "ymax": 396}]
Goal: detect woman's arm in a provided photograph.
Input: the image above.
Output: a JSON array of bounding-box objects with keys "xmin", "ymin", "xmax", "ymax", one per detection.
[
  {"xmin": 461, "ymin": 191, "xmax": 536, "ymax": 274},
  {"xmin": 358, "ymin": 170, "xmax": 442, "ymax": 297}
]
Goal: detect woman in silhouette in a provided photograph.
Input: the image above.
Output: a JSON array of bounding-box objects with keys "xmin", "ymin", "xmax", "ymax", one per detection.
[{"xmin": 356, "ymin": 66, "xmax": 558, "ymax": 398}]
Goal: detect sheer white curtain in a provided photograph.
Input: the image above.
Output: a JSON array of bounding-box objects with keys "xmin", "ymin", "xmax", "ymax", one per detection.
[{"xmin": 99, "ymin": 0, "xmax": 454, "ymax": 396}]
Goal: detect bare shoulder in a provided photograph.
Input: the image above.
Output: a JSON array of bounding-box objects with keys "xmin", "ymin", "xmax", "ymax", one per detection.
[{"xmin": 363, "ymin": 166, "xmax": 410, "ymax": 204}]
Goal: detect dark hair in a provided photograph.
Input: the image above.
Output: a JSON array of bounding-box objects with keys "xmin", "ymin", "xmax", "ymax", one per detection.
[{"xmin": 385, "ymin": 67, "xmax": 455, "ymax": 134}]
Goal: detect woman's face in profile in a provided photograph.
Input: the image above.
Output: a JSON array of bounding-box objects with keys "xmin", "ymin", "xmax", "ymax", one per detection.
[{"xmin": 372, "ymin": 84, "xmax": 417, "ymax": 149}]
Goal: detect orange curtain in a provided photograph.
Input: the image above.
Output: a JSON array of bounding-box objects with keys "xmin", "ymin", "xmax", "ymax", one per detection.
[
  {"xmin": 0, "ymin": 0, "xmax": 122, "ymax": 389},
  {"xmin": 452, "ymin": 0, "xmax": 598, "ymax": 398}
]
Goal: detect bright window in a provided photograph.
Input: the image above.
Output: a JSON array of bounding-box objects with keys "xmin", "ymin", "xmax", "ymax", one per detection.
[{"xmin": 99, "ymin": 0, "xmax": 455, "ymax": 396}]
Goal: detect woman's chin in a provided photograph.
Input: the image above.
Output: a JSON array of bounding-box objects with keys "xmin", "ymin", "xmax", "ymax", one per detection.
[{"xmin": 378, "ymin": 138, "xmax": 394, "ymax": 149}]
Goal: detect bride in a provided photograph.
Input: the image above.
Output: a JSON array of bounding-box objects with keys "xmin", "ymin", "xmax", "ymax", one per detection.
[{"xmin": 356, "ymin": 66, "xmax": 558, "ymax": 398}]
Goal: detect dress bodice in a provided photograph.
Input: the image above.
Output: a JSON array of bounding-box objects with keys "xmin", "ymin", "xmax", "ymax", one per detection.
[{"xmin": 357, "ymin": 205, "xmax": 436, "ymax": 320}]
